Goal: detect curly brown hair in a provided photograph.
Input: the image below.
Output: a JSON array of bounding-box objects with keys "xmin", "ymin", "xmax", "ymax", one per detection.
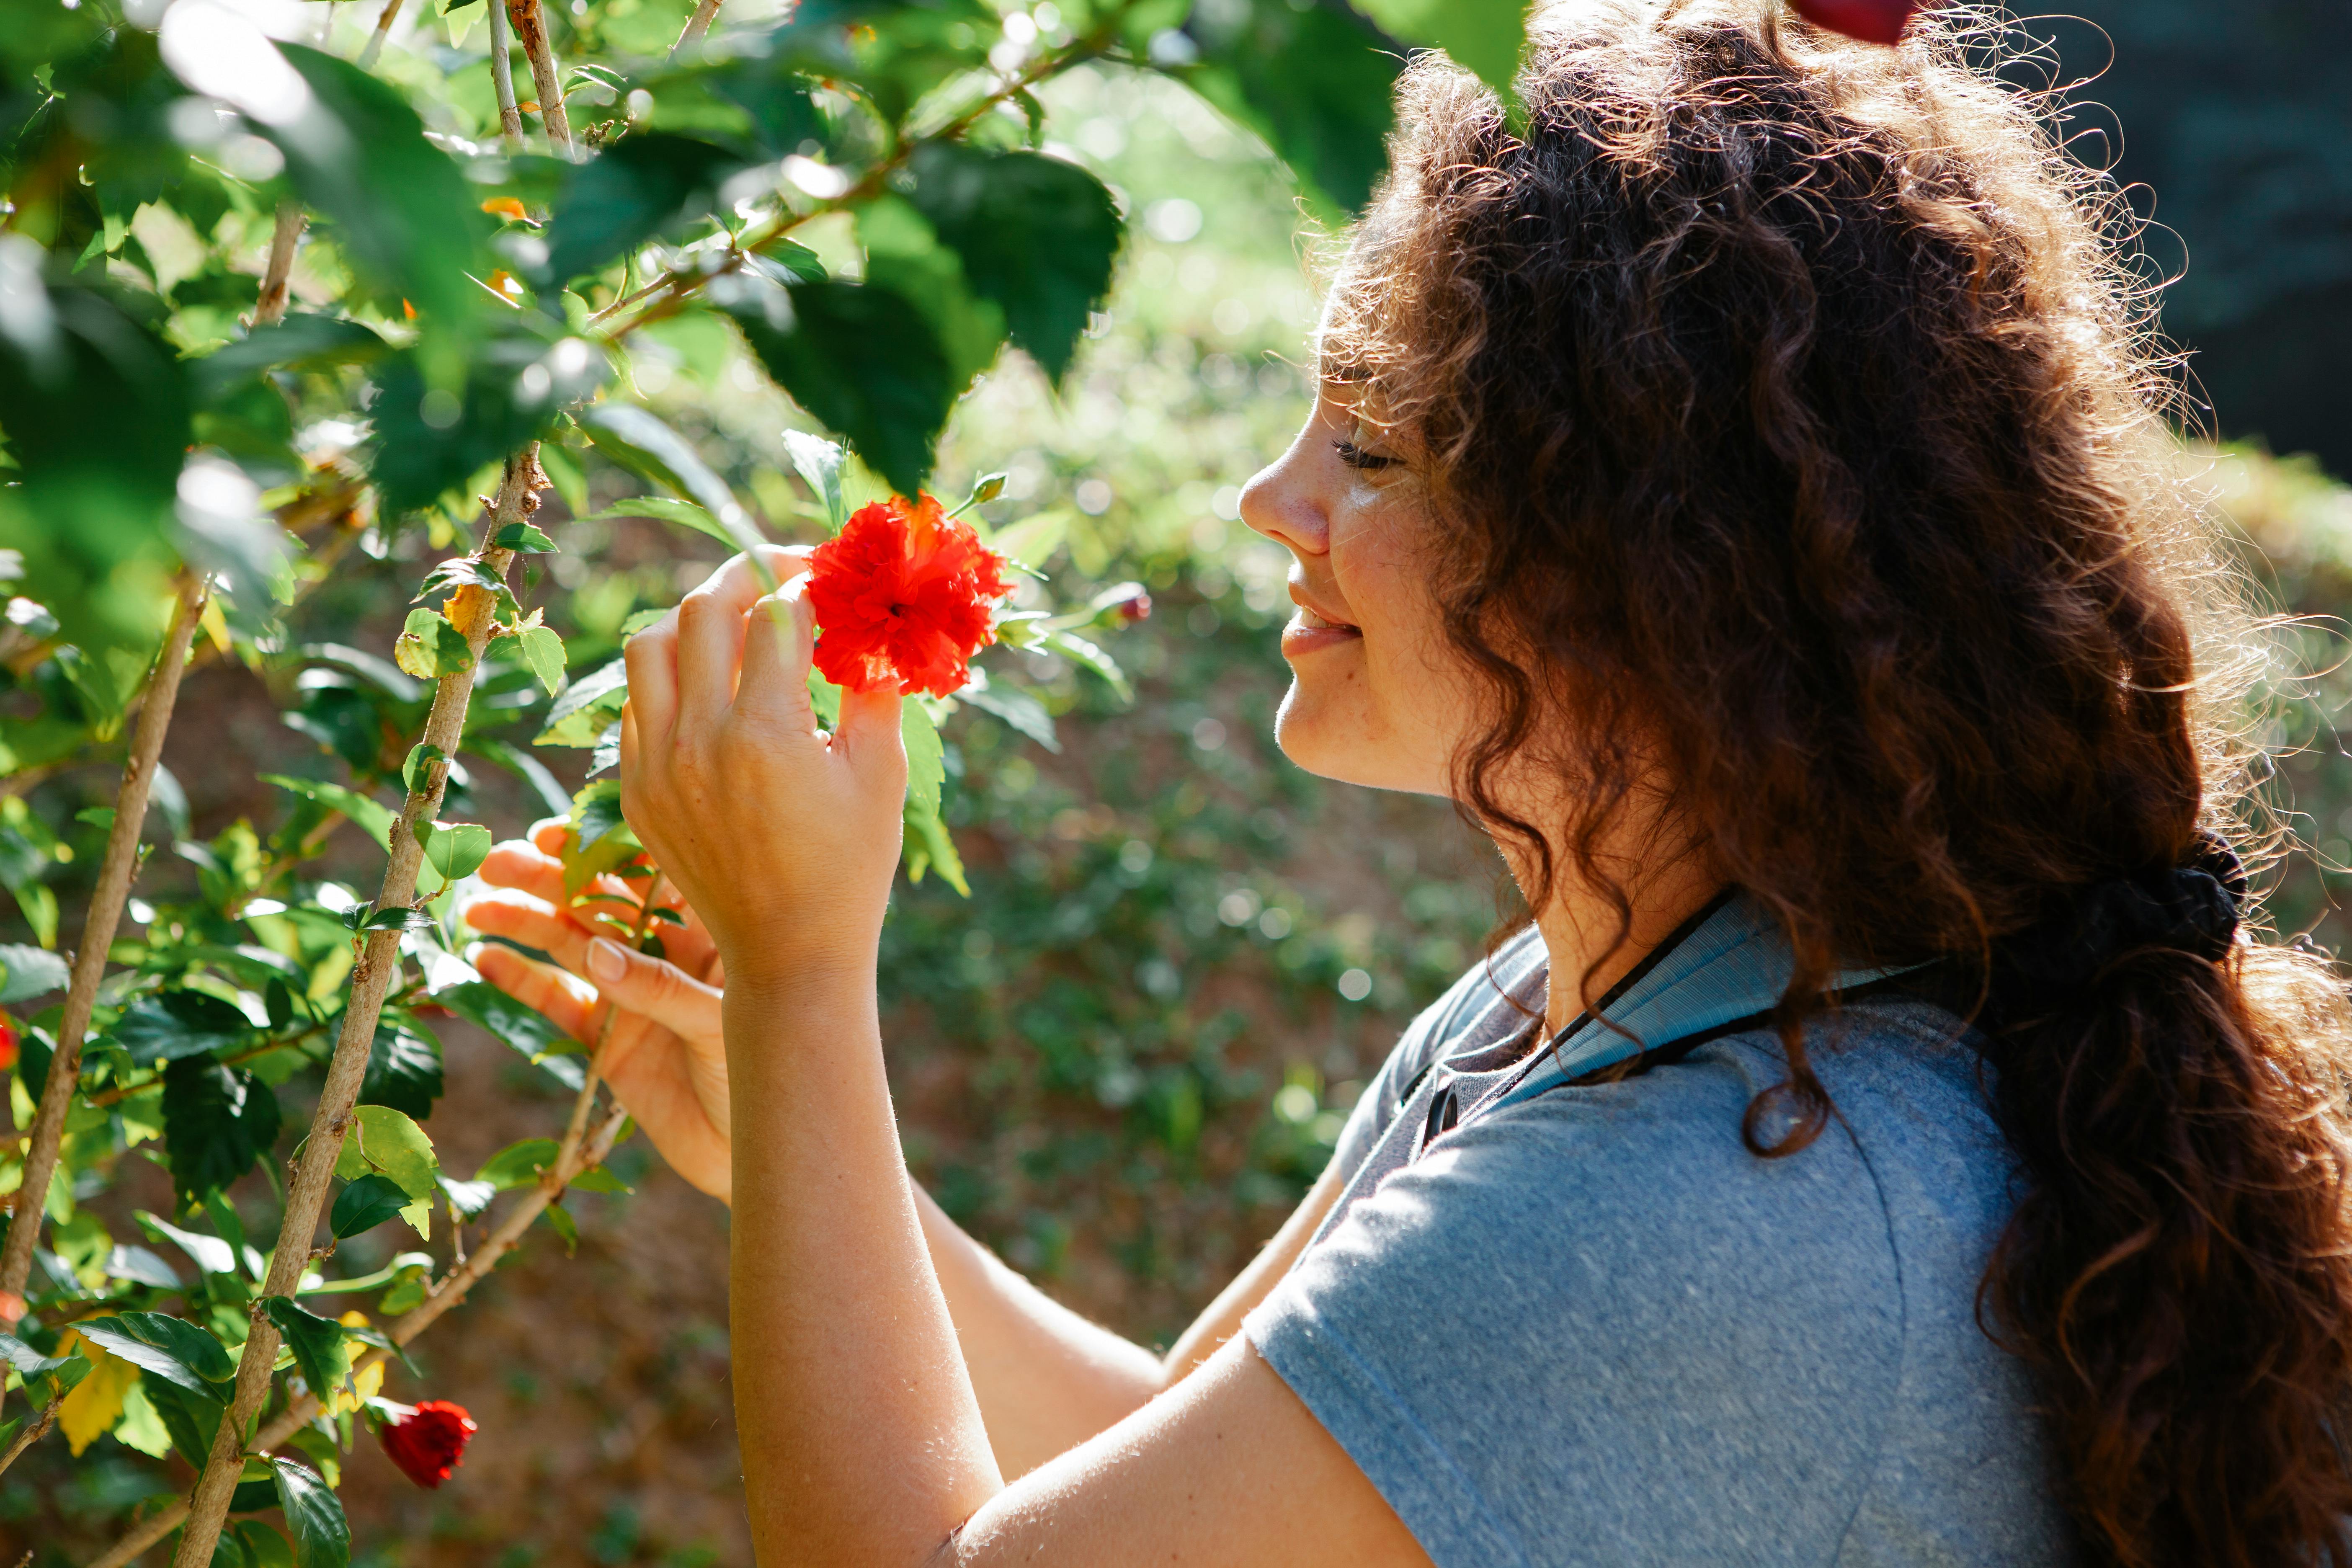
[{"xmin": 1319, "ymin": 3, "xmax": 2352, "ymax": 1563}]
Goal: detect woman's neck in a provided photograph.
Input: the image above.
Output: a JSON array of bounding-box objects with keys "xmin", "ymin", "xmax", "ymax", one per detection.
[{"xmin": 1522, "ymin": 855, "xmax": 1726, "ymax": 1036}]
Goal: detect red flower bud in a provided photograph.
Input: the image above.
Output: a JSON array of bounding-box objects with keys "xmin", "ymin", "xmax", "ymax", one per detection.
[
  {"xmin": 1095, "ymin": 582, "xmax": 1151, "ymax": 626},
  {"xmin": 1790, "ymin": 0, "xmax": 1917, "ymax": 45},
  {"xmin": 379, "ymin": 1399, "xmax": 478, "ymax": 1488},
  {"xmin": 807, "ymin": 494, "xmax": 1014, "ymax": 699},
  {"xmin": 0, "ymin": 1012, "xmax": 15, "ymax": 1074}
]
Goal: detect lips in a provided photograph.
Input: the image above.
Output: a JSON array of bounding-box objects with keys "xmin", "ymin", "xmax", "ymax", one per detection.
[{"xmin": 1295, "ymin": 604, "xmax": 1356, "ymax": 633}]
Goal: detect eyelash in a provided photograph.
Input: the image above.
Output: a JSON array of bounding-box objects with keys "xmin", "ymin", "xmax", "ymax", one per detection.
[{"xmin": 1333, "ymin": 438, "xmax": 1398, "ymax": 472}]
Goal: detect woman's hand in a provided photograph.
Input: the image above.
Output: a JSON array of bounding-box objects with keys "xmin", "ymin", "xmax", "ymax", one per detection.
[
  {"xmin": 618, "ymin": 546, "xmax": 908, "ymax": 988},
  {"xmin": 458, "ymin": 823, "xmax": 733, "ymax": 1199}
]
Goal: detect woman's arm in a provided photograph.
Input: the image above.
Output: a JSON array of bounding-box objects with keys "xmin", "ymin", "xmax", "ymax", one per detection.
[
  {"xmin": 619, "ymin": 552, "xmax": 1430, "ymax": 1566},
  {"xmin": 463, "ymin": 799, "xmax": 1351, "ymax": 1476}
]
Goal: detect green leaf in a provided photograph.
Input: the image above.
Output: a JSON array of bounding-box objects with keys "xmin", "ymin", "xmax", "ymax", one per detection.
[
  {"xmin": 0, "ymin": 942, "xmax": 70, "ymax": 1003},
  {"xmin": 433, "ymin": 982, "xmax": 585, "ymax": 1090},
  {"xmin": 359, "ymin": 1022, "xmax": 444, "ymax": 1119},
  {"xmin": 162, "ymin": 1059, "xmax": 283, "ymax": 1207},
  {"xmin": 193, "ymin": 315, "xmax": 389, "ymax": 403},
  {"xmin": 1347, "ymin": 0, "xmax": 1526, "ymax": 103},
  {"xmin": 562, "ymin": 779, "xmax": 644, "ymax": 898},
  {"xmin": 261, "ymin": 1296, "xmax": 354, "ymax": 1408},
  {"xmin": 905, "ymin": 144, "xmax": 1124, "ymax": 384},
  {"xmin": 902, "ymin": 791, "xmax": 969, "ymax": 897},
  {"xmin": 330, "ymin": 1104, "xmax": 440, "ymax": 1237},
  {"xmin": 393, "ymin": 606, "xmax": 474, "ymax": 681},
  {"xmin": 572, "ymin": 495, "xmax": 741, "ymax": 551},
  {"xmin": 540, "ymin": 132, "xmax": 748, "ymax": 287},
  {"xmin": 114, "ymin": 988, "xmax": 256, "ymax": 1069},
  {"xmin": 473, "ymin": 1136, "xmax": 625, "ymax": 1193},
  {"xmin": 1043, "ymin": 627, "xmax": 1131, "ymax": 702},
  {"xmin": 534, "ymin": 655, "xmax": 629, "ymax": 748},
  {"xmin": 420, "ymin": 821, "xmax": 494, "ymax": 888},
  {"xmin": 901, "ymin": 701, "xmax": 944, "ymax": 820},
  {"xmin": 329, "ymin": 1173, "xmax": 413, "ymax": 1239},
  {"xmin": 232, "ymin": 1522, "xmax": 298, "ymax": 1568},
  {"xmin": 142, "ymin": 1375, "xmax": 226, "ymax": 1469},
  {"xmin": 722, "ymin": 277, "xmax": 957, "ymax": 500},
  {"xmin": 367, "ymin": 328, "xmax": 609, "ymax": 513},
  {"xmin": 782, "ymin": 431, "xmax": 846, "ymax": 532},
  {"xmin": 1177, "ymin": 1, "xmax": 1406, "ymax": 216},
  {"xmin": 401, "ymin": 743, "xmax": 446, "ymax": 798},
  {"xmin": 575, "ymin": 404, "xmax": 767, "ymax": 560},
  {"xmin": 271, "ymin": 1455, "xmax": 351, "ymax": 1568},
  {"xmin": 491, "ymin": 521, "xmax": 558, "ymax": 553},
  {"xmin": 955, "ymin": 674, "xmax": 1058, "ymax": 753},
  {"xmin": 469, "ymin": 735, "xmax": 573, "ymax": 818},
  {"xmin": 983, "ymin": 508, "xmax": 1069, "ymax": 571},
  {"xmin": 261, "ymin": 775, "xmax": 397, "ymax": 851},
  {"xmin": 518, "ymin": 624, "xmax": 567, "ymax": 697},
  {"xmin": 72, "ymin": 1312, "xmax": 236, "ymax": 1393}
]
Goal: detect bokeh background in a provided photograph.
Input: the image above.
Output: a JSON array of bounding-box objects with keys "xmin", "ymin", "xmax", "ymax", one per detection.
[{"xmin": 10, "ymin": 0, "xmax": 2352, "ymax": 1562}]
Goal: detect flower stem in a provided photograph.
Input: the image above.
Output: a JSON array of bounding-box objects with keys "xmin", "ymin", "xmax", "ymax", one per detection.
[
  {"xmin": 166, "ymin": 453, "xmax": 543, "ymax": 1568},
  {"xmin": 0, "ymin": 577, "xmax": 208, "ymax": 1342}
]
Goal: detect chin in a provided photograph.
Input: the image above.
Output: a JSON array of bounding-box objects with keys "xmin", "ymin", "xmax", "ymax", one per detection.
[{"xmin": 1273, "ymin": 684, "xmax": 1448, "ymax": 795}]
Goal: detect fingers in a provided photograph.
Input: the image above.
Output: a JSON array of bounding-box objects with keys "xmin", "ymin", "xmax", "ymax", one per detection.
[
  {"xmin": 676, "ymin": 545, "xmax": 803, "ymax": 718},
  {"xmin": 623, "ymin": 616, "xmax": 678, "ymax": 748},
  {"xmin": 734, "ymin": 579, "xmax": 818, "ymax": 719},
  {"xmin": 835, "ymin": 669, "xmax": 907, "ymax": 794},
  {"xmin": 469, "ymin": 944, "xmax": 602, "ymax": 1043},
  {"xmin": 580, "ymin": 932, "xmax": 725, "ymax": 1044}
]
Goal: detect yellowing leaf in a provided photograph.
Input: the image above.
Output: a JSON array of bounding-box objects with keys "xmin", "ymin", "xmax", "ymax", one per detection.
[
  {"xmin": 332, "ymin": 1105, "xmax": 441, "ymax": 1240},
  {"xmin": 481, "ymin": 198, "xmax": 529, "ymax": 222},
  {"xmin": 328, "ymin": 1355, "xmax": 384, "ymax": 1416},
  {"xmin": 58, "ymin": 1337, "xmax": 139, "ymax": 1456}
]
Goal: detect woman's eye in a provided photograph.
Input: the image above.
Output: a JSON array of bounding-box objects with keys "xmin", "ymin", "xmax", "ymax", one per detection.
[{"xmin": 1333, "ymin": 438, "xmax": 1398, "ymax": 472}]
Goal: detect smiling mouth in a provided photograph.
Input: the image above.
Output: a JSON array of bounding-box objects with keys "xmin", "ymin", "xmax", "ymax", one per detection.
[{"xmin": 1294, "ymin": 605, "xmax": 1359, "ymax": 634}]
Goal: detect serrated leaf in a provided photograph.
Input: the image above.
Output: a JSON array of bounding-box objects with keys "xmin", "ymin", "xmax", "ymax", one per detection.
[
  {"xmin": 1177, "ymin": 3, "xmax": 1404, "ymax": 216},
  {"xmin": 330, "ymin": 1104, "xmax": 440, "ymax": 1237},
  {"xmin": 142, "ymin": 1375, "xmax": 225, "ymax": 1468},
  {"xmin": 113, "ymin": 988, "xmax": 256, "ymax": 1069},
  {"xmin": 572, "ymin": 493, "xmax": 740, "ymax": 551},
  {"xmin": 518, "ymin": 625, "xmax": 566, "ymax": 696},
  {"xmin": 433, "ymin": 982, "xmax": 585, "ymax": 1090},
  {"xmin": 535, "ymin": 655, "xmax": 629, "ymax": 748},
  {"xmin": 0, "ymin": 942, "xmax": 69, "ymax": 1003},
  {"xmin": 906, "ymin": 144, "xmax": 1123, "ymax": 384},
  {"xmin": 540, "ymin": 132, "xmax": 748, "ymax": 287},
  {"xmin": 161, "ymin": 1059, "xmax": 283, "ymax": 1207},
  {"xmin": 271, "ymin": 1455, "xmax": 351, "ymax": 1568},
  {"xmin": 72, "ymin": 1312, "xmax": 237, "ymax": 1393},
  {"xmin": 359, "ymin": 1022, "xmax": 444, "ymax": 1119},
  {"xmin": 782, "ymin": 430, "xmax": 846, "ymax": 531},
  {"xmin": 330, "ymin": 1173, "xmax": 413, "ymax": 1239},
  {"xmin": 491, "ymin": 521, "xmax": 557, "ymax": 552},
  {"xmin": 576, "ymin": 404, "xmax": 769, "ymax": 560},
  {"xmin": 262, "ymin": 1296, "xmax": 354, "ymax": 1409}
]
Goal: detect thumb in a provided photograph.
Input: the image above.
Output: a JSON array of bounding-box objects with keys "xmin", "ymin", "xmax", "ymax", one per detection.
[{"xmin": 585, "ymin": 935, "xmax": 723, "ymax": 1045}]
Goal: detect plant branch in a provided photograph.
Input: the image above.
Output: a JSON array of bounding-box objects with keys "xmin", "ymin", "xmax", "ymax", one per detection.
[
  {"xmin": 670, "ymin": 0, "xmax": 722, "ymax": 57},
  {"xmin": 0, "ymin": 1390, "xmax": 60, "ymax": 1479},
  {"xmin": 488, "ymin": 0, "xmax": 525, "ymax": 150},
  {"xmin": 166, "ymin": 452, "xmax": 545, "ymax": 1568},
  {"xmin": 251, "ymin": 202, "xmax": 305, "ymax": 328},
  {"xmin": 588, "ymin": 28, "xmax": 1112, "ymax": 339},
  {"xmin": 504, "ymin": 0, "xmax": 575, "ymax": 159},
  {"xmin": 0, "ymin": 578, "xmax": 209, "ymax": 1343},
  {"xmin": 357, "ymin": 0, "xmax": 405, "ymax": 71}
]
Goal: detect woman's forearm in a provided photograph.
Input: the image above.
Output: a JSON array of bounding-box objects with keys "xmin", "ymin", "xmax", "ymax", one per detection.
[
  {"xmin": 727, "ymin": 964, "xmax": 1001, "ymax": 1562},
  {"xmin": 913, "ymin": 1186, "xmax": 1164, "ymax": 1475}
]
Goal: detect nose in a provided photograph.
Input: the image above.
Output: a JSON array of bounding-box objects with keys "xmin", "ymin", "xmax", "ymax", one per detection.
[{"xmin": 1239, "ymin": 428, "xmax": 1330, "ymax": 560}]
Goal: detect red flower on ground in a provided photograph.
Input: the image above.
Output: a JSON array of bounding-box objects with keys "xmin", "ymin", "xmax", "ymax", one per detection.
[
  {"xmin": 0, "ymin": 1012, "xmax": 15, "ymax": 1074},
  {"xmin": 1791, "ymin": 0, "xmax": 1918, "ymax": 45},
  {"xmin": 806, "ymin": 494, "xmax": 1012, "ymax": 699},
  {"xmin": 379, "ymin": 1399, "xmax": 478, "ymax": 1488}
]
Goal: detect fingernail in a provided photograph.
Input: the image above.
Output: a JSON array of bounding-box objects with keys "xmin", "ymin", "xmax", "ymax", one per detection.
[{"xmin": 587, "ymin": 937, "xmax": 627, "ymax": 983}]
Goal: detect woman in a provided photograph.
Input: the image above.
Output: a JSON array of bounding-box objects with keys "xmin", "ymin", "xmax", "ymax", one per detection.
[{"xmin": 462, "ymin": 3, "xmax": 2352, "ymax": 1563}]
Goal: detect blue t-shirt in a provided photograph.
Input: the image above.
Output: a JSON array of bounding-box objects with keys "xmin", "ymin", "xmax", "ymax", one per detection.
[{"xmin": 1244, "ymin": 916, "xmax": 2079, "ymax": 1566}]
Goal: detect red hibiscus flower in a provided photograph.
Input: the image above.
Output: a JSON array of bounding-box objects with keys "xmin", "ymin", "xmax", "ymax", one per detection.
[
  {"xmin": 806, "ymin": 494, "xmax": 1012, "ymax": 699},
  {"xmin": 379, "ymin": 1399, "xmax": 478, "ymax": 1488},
  {"xmin": 0, "ymin": 1012, "xmax": 15, "ymax": 1074},
  {"xmin": 1790, "ymin": 0, "xmax": 1918, "ymax": 45}
]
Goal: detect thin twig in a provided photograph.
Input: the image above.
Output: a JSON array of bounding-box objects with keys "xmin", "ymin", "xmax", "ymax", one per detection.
[
  {"xmin": 167, "ymin": 454, "xmax": 544, "ymax": 1568},
  {"xmin": 488, "ymin": 0, "xmax": 525, "ymax": 149},
  {"xmin": 251, "ymin": 202, "xmax": 305, "ymax": 328},
  {"xmin": 0, "ymin": 1393, "xmax": 60, "ymax": 1478},
  {"xmin": 357, "ymin": 0, "xmax": 404, "ymax": 70},
  {"xmin": 669, "ymin": 0, "xmax": 722, "ymax": 57},
  {"xmin": 0, "ymin": 578, "xmax": 208, "ymax": 1346},
  {"xmin": 83, "ymin": 1105, "xmax": 632, "ymax": 1568},
  {"xmin": 504, "ymin": 0, "xmax": 575, "ymax": 159}
]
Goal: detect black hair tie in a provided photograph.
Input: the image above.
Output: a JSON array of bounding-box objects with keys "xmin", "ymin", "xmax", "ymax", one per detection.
[{"xmin": 1990, "ymin": 831, "xmax": 2245, "ymax": 1015}]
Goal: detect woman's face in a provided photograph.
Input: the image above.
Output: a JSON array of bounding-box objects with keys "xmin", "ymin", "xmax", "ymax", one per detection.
[{"xmin": 1240, "ymin": 385, "xmax": 1480, "ymax": 797}]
